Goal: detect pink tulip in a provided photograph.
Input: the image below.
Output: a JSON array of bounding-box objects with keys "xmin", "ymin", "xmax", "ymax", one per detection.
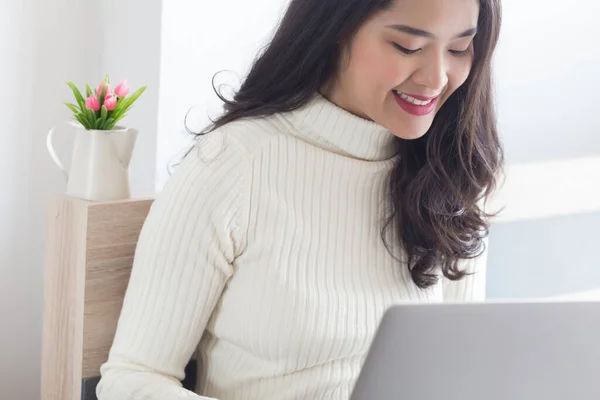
[
  {"xmin": 96, "ymin": 82, "xmax": 111, "ymax": 97},
  {"xmin": 104, "ymin": 95, "xmax": 117, "ymax": 111},
  {"xmin": 114, "ymin": 80, "xmax": 129, "ymax": 97},
  {"xmin": 85, "ymin": 94, "xmax": 100, "ymax": 111}
]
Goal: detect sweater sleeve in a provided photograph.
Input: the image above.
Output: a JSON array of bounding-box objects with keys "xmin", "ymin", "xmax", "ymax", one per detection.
[{"xmin": 97, "ymin": 131, "xmax": 250, "ymax": 400}]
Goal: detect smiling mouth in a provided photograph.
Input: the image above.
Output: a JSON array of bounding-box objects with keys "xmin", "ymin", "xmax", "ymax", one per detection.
[
  {"xmin": 392, "ymin": 90, "xmax": 439, "ymax": 116},
  {"xmin": 394, "ymin": 90, "xmax": 435, "ymax": 105}
]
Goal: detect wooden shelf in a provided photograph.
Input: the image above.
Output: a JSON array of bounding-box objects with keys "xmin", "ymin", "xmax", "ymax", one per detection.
[{"xmin": 41, "ymin": 195, "xmax": 153, "ymax": 400}]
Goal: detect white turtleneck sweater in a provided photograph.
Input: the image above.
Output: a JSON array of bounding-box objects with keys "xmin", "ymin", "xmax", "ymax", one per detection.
[{"xmin": 97, "ymin": 94, "xmax": 487, "ymax": 400}]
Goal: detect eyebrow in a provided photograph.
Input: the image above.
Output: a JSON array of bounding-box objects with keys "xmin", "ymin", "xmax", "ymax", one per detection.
[{"xmin": 386, "ymin": 25, "xmax": 478, "ymax": 39}]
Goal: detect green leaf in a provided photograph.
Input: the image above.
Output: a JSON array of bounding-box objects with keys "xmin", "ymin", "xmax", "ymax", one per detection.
[
  {"xmin": 112, "ymin": 113, "xmax": 127, "ymax": 127},
  {"xmin": 86, "ymin": 109, "xmax": 97, "ymax": 128},
  {"xmin": 122, "ymin": 85, "xmax": 147, "ymax": 111},
  {"xmin": 67, "ymin": 81, "xmax": 86, "ymax": 111},
  {"xmin": 77, "ymin": 111, "xmax": 88, "ymax": 125},
  {"xmin": 104, "ymin": 117, "xmax": 116, "ymax": 130},
  {"xmin": 81, "ymin": 114, "xmax": 93, "ymax": 130},
  {"xmin": 100, "ymin": 106, "xmax": 108, "ymax": 129},
  {"xmin": 64, "ymin": 102, "xmax": 80, "ymax": 114},
  {"xmin": 110, "ymin": 107, "xmax": 124, "ymax": 122},
  {"xmin": 112, "ymin": 96, "xmax": 126, "ymax": 115},
  {"xmin": 75, "ymin": 114, "xmax": 87, "ymax": 128},
  {"xmin": 80, "ymin": 113, "xmax": 92, "ymax": 130},
  {"xmin": 110, "ymin": 110, "xmax": 121, "ymax": 122},
  {"xmin": 104, "ymin": 73, "xmax": 111, "ymax": 84},
  {"xmin": 112, "ymin": 85, "xmax": 146, "ymax": 120},
  {"xmin": 86, "ymin": 84, "xmax": 93, "ymax": 98},
  {"xmin": 99, "ymin": 84, "xmax": 107, "ymax": 107}
]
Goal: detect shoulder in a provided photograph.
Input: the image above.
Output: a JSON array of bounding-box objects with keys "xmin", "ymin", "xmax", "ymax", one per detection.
[
  {"xmin": 192, "ymin": 115, "xmax": 292, "ymax": 163},
  {"xmin": 172, "ymin": 114, "xmax": 295, "ymax": 193}
]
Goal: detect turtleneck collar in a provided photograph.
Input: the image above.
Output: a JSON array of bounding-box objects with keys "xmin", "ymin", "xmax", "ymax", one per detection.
[{"xmin": 282, "ymin": 93, "xmax": 398, "ymax": 162}]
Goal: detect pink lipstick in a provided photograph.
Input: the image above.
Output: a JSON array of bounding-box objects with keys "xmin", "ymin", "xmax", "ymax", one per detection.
[{"xmin": 393, "ymin": 90, "xmax": 439, "ymax": 116}]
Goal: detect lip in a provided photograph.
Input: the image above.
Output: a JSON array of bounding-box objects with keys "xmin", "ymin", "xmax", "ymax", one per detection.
[{"xmin": 392, "ymin": 91, "xmax": 439, "ymax": 117}]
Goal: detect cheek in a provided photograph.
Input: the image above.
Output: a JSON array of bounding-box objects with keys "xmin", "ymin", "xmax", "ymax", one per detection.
[
  {"xmin": 447, "ymin": 60, "xmax": 473, "ymax": 93},
  {"xmin": 379, "ymin": 58, "xmax": 408, "ymax": 89},
  {"xmin": 348, "ymin": 41, "xmax": 403, "ymax": 93}
]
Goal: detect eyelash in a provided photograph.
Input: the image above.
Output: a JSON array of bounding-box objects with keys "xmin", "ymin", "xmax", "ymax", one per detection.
[
  {"xmin": 392, "ymin": 43, "xmax": 420, "ymax": 55},
  {"xmin": 392, "ymin": 43, "xmax": 470, "ymax": 57},
  {"xmin": 449, "ymin": 49, "xmax": 470, "ymax": 57}
]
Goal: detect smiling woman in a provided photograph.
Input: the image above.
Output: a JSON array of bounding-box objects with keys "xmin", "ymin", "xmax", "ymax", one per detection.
[
  {"xmin": 322, "ymin": 0, "xmax": 482, "ymax": 140},
  {"xmin": 201, "ymin": 0, "xmax": 503, "ymax": 288},
  {"xmin": 97, "ymin": 1, "xmax": 503, "ymax": 400}
]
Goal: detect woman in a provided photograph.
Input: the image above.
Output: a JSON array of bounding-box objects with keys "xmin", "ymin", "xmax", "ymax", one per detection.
[{"xmin": 98, "ymin": 0, "xmax": 503, "ymax": 399}]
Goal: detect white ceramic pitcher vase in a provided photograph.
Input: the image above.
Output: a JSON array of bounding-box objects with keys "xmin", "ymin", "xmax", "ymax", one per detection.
[{"xmin": 46, "ymin": 121, "xmax": 138, "ymax": 202}]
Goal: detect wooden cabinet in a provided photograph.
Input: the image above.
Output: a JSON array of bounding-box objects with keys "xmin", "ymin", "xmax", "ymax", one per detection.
[{"xmin": 41, "ymin": 196, "xmax": 153, "ymax": 400}]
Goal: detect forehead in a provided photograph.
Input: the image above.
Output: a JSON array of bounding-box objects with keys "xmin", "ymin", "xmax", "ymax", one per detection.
[{"xmin": 375, "ymin": 0, "xmax": 480, "ymax": 39}]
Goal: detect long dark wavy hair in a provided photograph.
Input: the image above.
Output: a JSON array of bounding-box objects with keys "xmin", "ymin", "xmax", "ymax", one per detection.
[{"xmin": 190, "ymin": 0, "xmax": 504, "ymax": 289}]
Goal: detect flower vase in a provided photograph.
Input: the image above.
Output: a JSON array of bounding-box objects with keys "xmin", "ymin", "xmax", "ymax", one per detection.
[{"xmin": 46, "ymin": 121, "xmax": 138, "ymax": 202}]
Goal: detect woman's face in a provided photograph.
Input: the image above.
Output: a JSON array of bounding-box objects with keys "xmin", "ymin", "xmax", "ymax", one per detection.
[{"xmin": 324, "ymin": 0, "xmax": 480, "ymax": 140}]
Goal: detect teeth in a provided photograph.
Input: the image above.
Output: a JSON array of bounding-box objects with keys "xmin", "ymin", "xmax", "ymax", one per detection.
[{"xmin": 394, "ymin": 90, "xmax": 432, "ymax": 106}]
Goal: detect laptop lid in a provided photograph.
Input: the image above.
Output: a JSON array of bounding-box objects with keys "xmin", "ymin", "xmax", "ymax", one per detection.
[{"xmin": 351, "ymin": 301, "xmax": 600, "ymax": 400}]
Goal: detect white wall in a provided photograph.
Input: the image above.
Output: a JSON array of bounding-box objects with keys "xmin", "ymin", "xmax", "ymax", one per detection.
[
  {"xmin": 0, "ymin": 1, "xmax": 161, "ymax": 398},
  {"xmin": 490, "ymin": 1, "xmax": 600, "ymax": 217},
  {"xmin": 0, "ymin": 1, "xmax": 103, "ymax": 398},
  {"xmin": 491, "ymin": 0, "xmax": 600, "ymax": 218},
  {"xmin": 100, "ymin": 0, "xmax": 163, "ymax": 197},
  {"xmin": 0, "ymin": 2, "xmax": 36, "ymax": 396},
  {"xmin": 156, "ymin": 0, "xmax": 290, "ymax": 188},
  {"xmin": 494, "ymin": 0, "xmax": 600, "ymax": 163},
  {"xmin": 487, "ymin": 0, "xmax": 600, "ymax": 299},
  {"xmin": 488, "ymin": 156, "xmax": 600, "ymax": 223}
]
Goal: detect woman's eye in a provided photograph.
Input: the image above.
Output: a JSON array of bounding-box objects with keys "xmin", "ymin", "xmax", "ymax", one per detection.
[
  {"xmin": 392, "ymin": 43, "xmax": 421, "ymax": 55},
  {"xmin": 449, "ymin": 48, "xmax": 470, "ymax": 56}
]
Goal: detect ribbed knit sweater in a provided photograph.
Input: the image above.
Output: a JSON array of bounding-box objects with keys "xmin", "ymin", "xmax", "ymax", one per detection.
[{"xmin": 97, "ymin": 93, "xmax": 487, "ymax": 400}]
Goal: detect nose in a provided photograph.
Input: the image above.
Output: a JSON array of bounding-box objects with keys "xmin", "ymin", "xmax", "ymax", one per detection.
[{"xmin": 411, "ymin": 51, "xmax": 448, "ymax": 93}]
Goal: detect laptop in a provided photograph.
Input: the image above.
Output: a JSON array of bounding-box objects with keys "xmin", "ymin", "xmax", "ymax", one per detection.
[{"xmin": 350, "ymin": 301, "xmax": 600, "ymax": 400}]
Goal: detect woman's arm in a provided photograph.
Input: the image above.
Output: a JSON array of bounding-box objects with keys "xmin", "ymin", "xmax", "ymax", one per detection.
[{"xmin": 97, "ymin": 132, "xmax": 250, "ymax": 400}]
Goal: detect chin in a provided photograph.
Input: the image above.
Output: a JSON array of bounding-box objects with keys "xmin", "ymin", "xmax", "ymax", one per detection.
[
  {"xmin": 378, "ymin": 106, "xmax": 435, "ymax": 140},
  {"xmin": 387, "ymin": 123, "xmax": 431, "ymax": 140}
]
